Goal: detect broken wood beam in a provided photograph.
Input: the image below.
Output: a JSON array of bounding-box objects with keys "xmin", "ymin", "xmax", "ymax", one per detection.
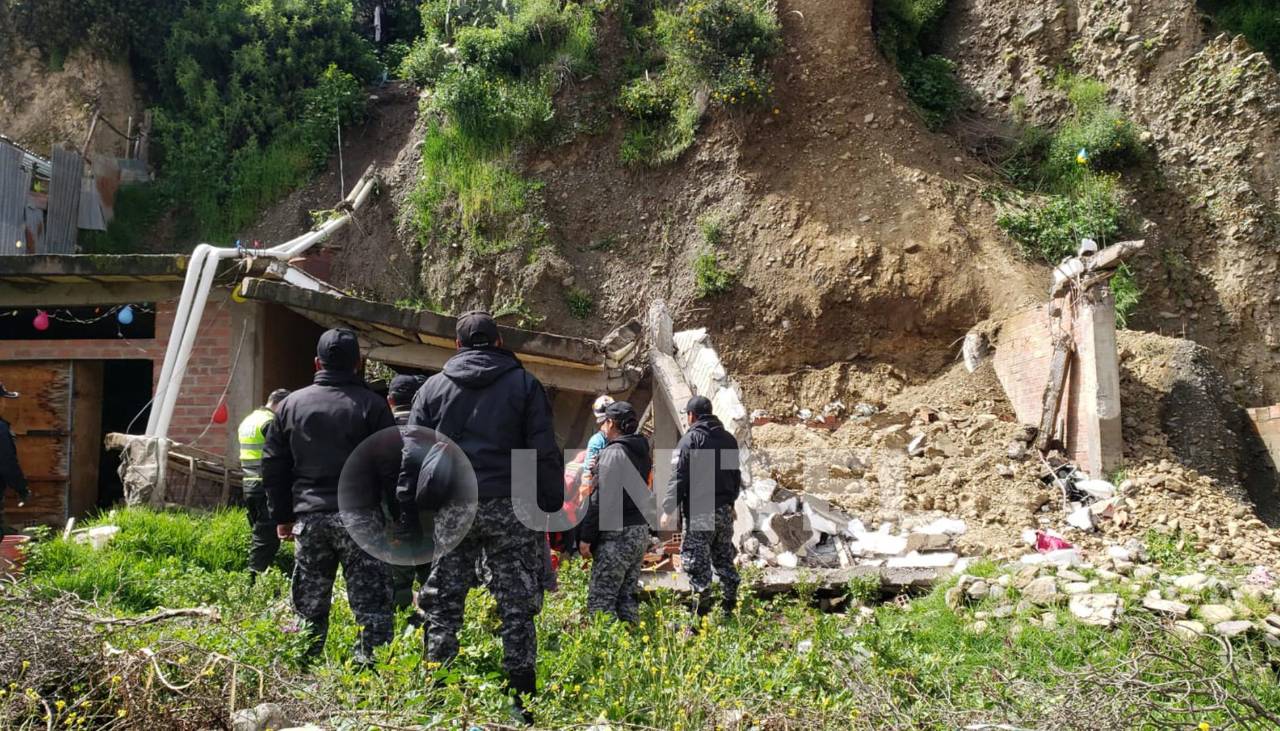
[{"xmin": 1036, "ymin": 335, "xmax": 1074, "ymax": 452}]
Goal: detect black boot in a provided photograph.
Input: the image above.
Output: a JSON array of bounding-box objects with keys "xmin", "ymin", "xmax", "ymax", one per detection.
[{"xmin": 507, "ymin": 669, "xmax": 537, "ymax": 725}]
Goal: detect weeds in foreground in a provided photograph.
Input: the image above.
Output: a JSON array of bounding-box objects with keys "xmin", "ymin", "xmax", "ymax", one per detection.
[{"xmin": 5, "ymin": 508, "xmax": 1279, "ymax": 729}]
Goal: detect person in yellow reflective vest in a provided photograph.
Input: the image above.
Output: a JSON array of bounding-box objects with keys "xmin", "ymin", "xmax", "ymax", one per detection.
[{"xmin": 239, "ymin": 388, "xmax": 290, "ymax": 580}]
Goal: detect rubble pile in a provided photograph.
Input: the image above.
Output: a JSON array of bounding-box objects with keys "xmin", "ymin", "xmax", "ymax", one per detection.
[
  {"xmin": 733, "ymin": 477, "xmax": 968, "ymax": 570},
  {"xmin": 746, "ymin": 341, "xmax": 1280, "ymax": 569},
  {"xmin": 947, "ymin": 538, "xmax": 1280, "ymax": 646}
]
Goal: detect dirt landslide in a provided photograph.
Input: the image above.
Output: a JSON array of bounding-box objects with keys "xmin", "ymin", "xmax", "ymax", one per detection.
[
  {"xmin": 940, "ymin": 0, "xmax": 1280, "ymax": 402},
  {"xmin": 748, "ymin": 331, "xmax": 1280, "ymax": 568}
]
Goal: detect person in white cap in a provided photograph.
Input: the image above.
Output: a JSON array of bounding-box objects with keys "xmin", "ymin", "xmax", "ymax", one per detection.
[{"xmin": 578, "ymin": 395, "xmax": 614, "ymax": 503}]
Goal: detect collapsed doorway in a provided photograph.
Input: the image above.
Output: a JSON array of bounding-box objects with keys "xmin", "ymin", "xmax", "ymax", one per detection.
[{"xmin": 96, "ymin": 360, "xmax": 153, "ymax": 509}]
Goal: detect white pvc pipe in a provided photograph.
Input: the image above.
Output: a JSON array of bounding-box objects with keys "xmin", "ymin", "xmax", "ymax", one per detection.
[
  {"xmin": 145, "ymin": 170, "xmax": 377, "ymax": 442},
  {"xmin": 145, "ymin": 243, "xmax": 211, "ymax": 434}
]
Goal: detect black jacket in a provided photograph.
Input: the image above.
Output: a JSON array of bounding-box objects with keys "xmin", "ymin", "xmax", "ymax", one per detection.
[
  {"xmin": 404, "ymin": 348, "xmax": 563, "ymax": 512},
  {"xmin": 662, "ymin": 415, "xmax": 742, "ymax": 518},
  {"xmin": 263, "ymin": 369, "xmax": 396, "ymax": 523},
  {"xmin": 580, "ymin": 433, "xmax": 654, "ymax": 544},
  {"xmin": 0, "ymin": 418, "xmax": 28, "ymax": 502}
]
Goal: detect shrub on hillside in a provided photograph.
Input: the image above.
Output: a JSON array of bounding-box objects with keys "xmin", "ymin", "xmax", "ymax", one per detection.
[
  {"xmin": 873, "ymin": 0, "xmax": 960, "ymax": 129},
  {"xmin": 693, "ymin": 251, "xmax": 735, "ymax": 296},
  {"xmin": 617, "ymin": 74, "xmax": 700, "ymax": 166},
  {"xmin": 996, "ymin": 173, "xmax": 1127, "ymax": 263},
  {"xmin": 656, "ymin": 0, "xmax": 781, "ymax": 105},
  {"xmin": 399, "ymin": 35, "xmax": 452, "ymax": 84}
]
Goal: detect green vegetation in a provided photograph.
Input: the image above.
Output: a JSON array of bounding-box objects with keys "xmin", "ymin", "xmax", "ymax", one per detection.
[
  {"xmin": 995, "ymin": 74, "xmax": 1147, "ymax": 326},
  {"xmin": 78, "ymin": 183, "xmax": 172, "ymax": 254},
  {"xmin": 1201, "ymin": 0, "xmax": 1280, "ymax": 64},
  {"xmin": 403, "ymin": 0, "xmax": 597, "ymax": 253},
  {"xmin": 873, "ymin": 0, "xmax": 961, "ymax": 129},
  {"xmin": 617, "ymin": 0, "xmax": 781, "ymax": 166},
  {"xmin": 697, "ymin": 212, "xmax": 725, "ymax": 246},
  {"xmin": 13, "ymin": 0, "xmax": 387, "ymax": 243},
  {"xmin": 6, "ymin": 507, "xmax": 1279, "ymax": 729},
  {"xmin": 693, "ymin": 251, "xmax": 735, "ymax": 296},
  {"xmin": 565, "ymin": 286, "xmax": 595, "ymax": 319}
]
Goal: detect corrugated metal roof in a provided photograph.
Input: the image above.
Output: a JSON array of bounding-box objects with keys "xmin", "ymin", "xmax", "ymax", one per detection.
[
  {"xmin": 44, "ymin": 148, "xmax": 82, "ymax": 254},
  {"xmin": 0, "ymin": 135, "xmax": 52, "ymax": 179},
  {"xmin": 0, "ymin": 142, "xmax": 32, "ymax": 256}
]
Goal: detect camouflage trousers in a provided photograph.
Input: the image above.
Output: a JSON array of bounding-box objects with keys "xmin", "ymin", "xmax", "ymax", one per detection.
[
  {"xmin": 292, "ymin": 511, "xmax": 393, "ymax": 660},
  {"xmin": 244, "ymin": 493, "xmax": 281, "ymax": 574},
  {"xmin": 586, "ymin": 524, "xmax": 649, "ymax": 622},
  {"xmin": 421, "ymin": 497, "xmax": 544, "ymax": 674},
  {"xmin": 681, "ymin": 504, "xmax": 740, "ymax": 612}
]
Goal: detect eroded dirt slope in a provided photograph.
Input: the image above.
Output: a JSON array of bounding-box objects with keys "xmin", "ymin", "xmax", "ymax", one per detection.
[{"xmin": 942, "ymin": 0, "xmax": 1280, "ymax": 403}]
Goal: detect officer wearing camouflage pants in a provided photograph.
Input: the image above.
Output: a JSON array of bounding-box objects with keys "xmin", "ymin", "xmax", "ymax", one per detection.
[
  {"xmin": 264, "ymin": 329, "xmax": 397, "ymax": 664},
  {"xmin": 662, "ymin": 396, "xmax": 743, "ymax": 614},
  {"xmin": 579, "ymin": 401, "xmax": 653, "ymax": 623},
  {"xmin": 237, "ymin": 388, "xmax": 289, "ymax": 580},
  {"xmin": 386, "ymin": 374, "xmax": 431, "ymax": 614},
  {"xmin": 403, "ymin": 311, "xmax": 563, "ymax": 722}
]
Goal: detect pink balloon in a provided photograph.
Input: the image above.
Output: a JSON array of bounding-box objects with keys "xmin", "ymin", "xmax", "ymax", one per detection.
[{"xmin": 33, "ymin": 310, "xmax": 49, "ymax": 331}]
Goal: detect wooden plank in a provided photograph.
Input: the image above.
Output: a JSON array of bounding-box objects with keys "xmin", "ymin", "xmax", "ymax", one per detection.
[
  {"xmin": 639, "ymin": 565, "xmax": 942, "ymax": 597},
  {"xmin": 69, "ymin": 361, "xmax": 103, "ymax": 518},
  {"xmin": 367, "ymin": 343, "xmax": 633, "ymax": 394},
  {"xmin": 0, "ymin": 361, "xmax": 72, "ymax": 526},
  {"xmin": 1036, "ymin": 335, "xmax": 1074, "ymax": 452}
]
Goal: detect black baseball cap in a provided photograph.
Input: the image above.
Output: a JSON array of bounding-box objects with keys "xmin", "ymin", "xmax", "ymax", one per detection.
[
  {"xmin": 389, "ymin": 374, "xmax": 425, "ymax": 404},
  {"xmin": 317, "ymin": 328, "xmax": 360, "ymax": 370},
  {"xmin": 685, "ymin": 395, "xmax": 713, "ymax": 416},
  {"xmin": 0, "ymin": 383, "xmax": 18, "ymax": 399},
  {"xmin": 456, "ymin": 310, "xmax": 500, "ymax": 348},
  {"xmin": 605, "ymin": 400, "xmax": 639, "ymax": 433}
]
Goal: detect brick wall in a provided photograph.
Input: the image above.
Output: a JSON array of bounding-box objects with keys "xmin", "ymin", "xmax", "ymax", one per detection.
[
  {"xmin": 0, "ymin": 294, "xmax": 238, "ymax": 455},
  {"xmin": 992, "ymin": 286, "xmax": 1123, "ymax": 478},
  {"xmin": 1247, "ymin": 404, "xmax": 1280, "ymax": 470}
]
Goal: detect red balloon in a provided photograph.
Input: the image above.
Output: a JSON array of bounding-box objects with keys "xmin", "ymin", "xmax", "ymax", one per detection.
[
  {"xmin": 211, "ymin": 400, "xmax": 229, "ymax": 424},
  {"xmin": 32, "ymin": 310, "xmax": 49, "ymax": 331}
]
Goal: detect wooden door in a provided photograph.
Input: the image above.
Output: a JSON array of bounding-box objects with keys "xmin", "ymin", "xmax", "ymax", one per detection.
[{"xmin": 0, "ymin": 361, "xmax": 72, "ymax": 527}]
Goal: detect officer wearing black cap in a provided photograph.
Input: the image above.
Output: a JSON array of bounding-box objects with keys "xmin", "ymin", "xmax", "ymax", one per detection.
[
  {"xmin": 578, "ymin": 400, "xmax": 654, "ymax": 622},
  {"xmin": 0, "ymin": 383, "xmax": 29, "ymax": 536},
  {"xmin": 661, "ymin": 395, "xmax": 743, "ymax": 614},
  {"xmin": 402, "ymin": 310, "xmax": 563, "ymax": 721},
  {"xmin": 263, "ymin": 329, "xmax": 397, "ymax": 664}
]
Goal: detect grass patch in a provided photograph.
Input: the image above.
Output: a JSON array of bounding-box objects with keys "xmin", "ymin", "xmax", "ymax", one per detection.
[
  {"xmin": 693, "ymin": 250, "xmax": 735, "ymax": 296},
  {"xmin": 77, "ymin": 183, "xmax": 172, "ymax": 254},
  {"xmin": 616, "ymin": 0, "xmax": 781, "ymax": 166},
  {"xmin": 405, "ymin": 0, "xmax": 598, "ymax": 253},
  {"xmin": 698, "ymin": 212, "xmax": 725, "ymax": 246},
  {"xmin": 873, "ymin": 0, "xmax": 962, "ymax": 129},
  {"xmin": 8, "ymin": 507, "xmax": 1279, "ymax": 729},
  {"xmin": 565, "ymin": 287, "xmax": 595, "ymax": 319}
]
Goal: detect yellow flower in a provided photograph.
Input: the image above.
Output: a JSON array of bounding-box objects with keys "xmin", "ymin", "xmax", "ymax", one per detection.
[
  {"xmin": 21, "ymin": 661, "xmax": 30, "ymax": 671},
  {"xmin": 110, "ymin": 676, "xmax": 121, "ymax": 684},
  {"xmin": 56, "ymin": 700, "xmax": 67, "ymax": 711},
  {"xmin": 1199, "ymin": 724, "xmax": 1210, "ymax": 731},
  {"xmin": 117, "ymin": 709, "xmax": 128, "ymax": 718}
]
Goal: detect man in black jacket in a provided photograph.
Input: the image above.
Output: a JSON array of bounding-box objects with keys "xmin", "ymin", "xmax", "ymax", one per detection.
[
  {"xmin": 579, "ymin": 401, "xmax": 654, "ymax": 623},
  {"xmin": 0, "ymin": 383, "xmax": 30, "ymax": 536},
  {"xmin": 263, "ymin": 329, "xmax": 397, "ymax": 664},
  {"xmin": 661, "ymin": 395, "xmax": 743, "ymax": 614},
  {"xmin": 404, "ymin": 310, "xmax": 562, "ymax": 720}
]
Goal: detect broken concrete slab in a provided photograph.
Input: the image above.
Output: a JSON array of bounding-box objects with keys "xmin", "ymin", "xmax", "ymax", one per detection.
[
  {"xmin": 1171, "ymin": 620, "xmax": 1207, "ymax": 641},
  {"xmin": 639, "ymin": 564, "xmax": 941, "ymax": 598},
  {"xmin": 1197, "ymin": 604, "xmax": 1236, "ymax": 624},
  {"xmin": 763, "ymin": 513, "xmax": 815, "ymax": 555},
  {"xmin": 905, "ymin": 532, "xmax": 953, "ymax": 553}
]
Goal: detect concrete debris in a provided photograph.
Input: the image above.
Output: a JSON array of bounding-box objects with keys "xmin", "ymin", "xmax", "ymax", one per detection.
[
  {"xmin": 1213, "ymin": 620, "xmax": 1254, "ymax": 638},
  {"xmin": 1196, "ymin": 604, "xmax": 1235, "ymax": 624},
  {"xmin": 232, "ymin": 703, "xmax": 292, "ymax": 731},
  {"xmin": 1069, "ymin": 593, "xmax": 1121, "ymax": 627},
  {"xmin": 735, "ymin": 476, "xmax": 968, "ymax": 570},
  {"xmin": 1172, "ymin": 620, "xmax": 1207, "ymax": 641}
]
